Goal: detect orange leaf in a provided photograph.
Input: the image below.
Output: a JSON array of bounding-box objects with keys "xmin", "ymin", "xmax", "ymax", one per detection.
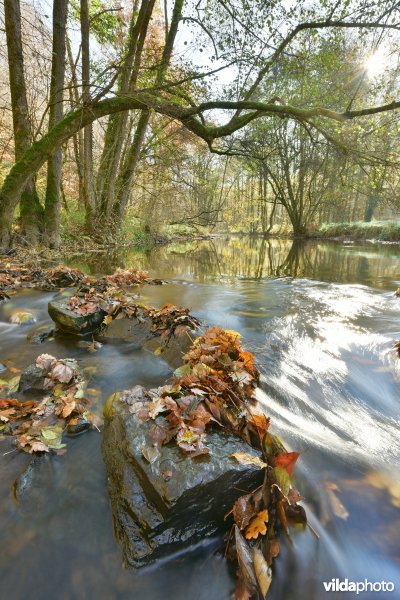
[
  {"xmin": 103, "ymin": 315, "xmax": 113, "ymax": 325},
  {"xmin": 245, "ymin": 509, "xmax": 269, "ymax": 539},
  {"xmin": 272, "ymin": 451, "xmax": 300, "ymax": 478}
]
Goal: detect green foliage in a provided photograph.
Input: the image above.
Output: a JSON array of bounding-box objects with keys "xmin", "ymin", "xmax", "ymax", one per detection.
[
  {"xmin": 318, "ymin": 220, "xmax": 400, "ymax": 241},
  {"xmin": 69, "ymin": 0, "xmax": 124, "ymax": 46}
]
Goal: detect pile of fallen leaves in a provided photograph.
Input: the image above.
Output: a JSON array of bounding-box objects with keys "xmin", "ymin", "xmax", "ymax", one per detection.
[
  {"xmin": 1, "ymin": 261, "xmax": 196, "ymax": 343},
  {"xmin": 110, "ymin": 325, "xmax": 306, "ymax": 597},
  {"xmin": 66, "ymin": 287, "xmax": 200, "ymax": 342},
  {"xmin": 0, "ymin": 262, "xmax": 163, "ymax": 300},
  {"xmin": 0, "ymin": 353, "xmax": 101, "ymax": 454}
]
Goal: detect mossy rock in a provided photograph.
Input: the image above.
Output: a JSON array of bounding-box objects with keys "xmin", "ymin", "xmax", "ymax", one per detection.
[{"xmin": 48, "ymin": 299, "xmax": 106, "ymax": 335}]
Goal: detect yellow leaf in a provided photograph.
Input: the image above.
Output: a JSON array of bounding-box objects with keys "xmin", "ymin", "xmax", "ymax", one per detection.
[
  {"xmin": 103, "ymin": 315, "xmax": 113, "ymax": 325},
  {"xmin": 230, "ymin": 452, "xmax": 267, "ymax": 469},
  {"xmin": 245, "ymin": 509, "xmax": 269, "ymax": 539}
]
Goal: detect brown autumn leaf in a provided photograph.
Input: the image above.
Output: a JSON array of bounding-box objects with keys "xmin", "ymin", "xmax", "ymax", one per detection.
[
  {"xmin": 36, "ymin": 353, "xmax": 57, "ymax": 373},
  {"xmin": 277, "ymin": 499, "xmax": 290, "ymax": 538},
  {"xmin": 272, "ymin": 451, "xmax": 300, "ymax": 478},
  {"xmin": 62, "ymin": 399, "xmax": 76, "ymax": 418},
  {"xmin": 51, "ymin": 362, "xmax": 74, "ymax": 384},
  {"xmin": 148, "ymin": 397, "xmax": 167, "ymax": 419},
  {"xmin": 0, "ymin": 408, "xmax": 16, "ymax": 422},
  {"xmin": 288, "ymin": 487, "xmax": 304, "ymax": 505},
  {"xmin": 250, "ymin": 413, "xmax": 270, "ymax": 434},
  {"xmin": 232, "ymin": 489, "xmax": 262, "ymax": 530},
  {"xmin": 285, "ymin": 502, "xmax": 307, "ymax": 526},
  {"xmin": 234, "ymin": 526, "xmax": 258, "ymax": 595},
  {"xmin": 264, "ymin": 538, "xmax": 280, "ymax": 566},
  {"xmin": 29, "ymin": 440, "xmax": 50, "ymax": 453},
  {"xmin": 253, "ymin": 547, "xmax": 272, "ymax": 598},
  {"xmin": 230, "ymin": 452, "xmax": 267, "ymax": 469},
  {"xmin": 245, "ymin": 509, "xmax": 269, "ymax": 539}
]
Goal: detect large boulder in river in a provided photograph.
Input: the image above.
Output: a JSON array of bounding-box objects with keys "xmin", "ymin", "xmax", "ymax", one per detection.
[
  {"xmin": 102, "ymin": 392, "xmax": 265, "ymax": 568},
  {"xmin": 48, "ymin": 299, "xmax": 106, "ymax": 335}
]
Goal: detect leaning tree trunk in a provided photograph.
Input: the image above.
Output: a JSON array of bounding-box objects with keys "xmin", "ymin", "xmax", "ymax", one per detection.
[
  {"xmin": 111, "ymin": 0, "xmax": 184, "ymax": 231},
  {"xmin": 3, "ymin": 0, "xmax": 43, "ymax": 247},
  {"xmin": 44, "ymin": 0, "xmax": 68, "ymax": 248},
  {"xmin": 96, "ymin": 0, "xmax": 156, "ymax": 220}
]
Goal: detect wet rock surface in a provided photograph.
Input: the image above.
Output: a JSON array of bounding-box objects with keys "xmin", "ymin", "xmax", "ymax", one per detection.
[
  {"xmin": 48, "ymin": 299, "xmax": 105, "ymax": 335},
  {"xmin": 18, "ymin": 364, "xmax": 49, "ymax": 394},
  {"xmin": 18, "ymin": 358, "xmax": 83, "ymax": 395},
  {"xmin": 102, "ymin": 394, "xmax": 264, "ymax": 568},
  {"xmin": 99, "ymin": 318, "xmax": 153, "ymax": 347}
]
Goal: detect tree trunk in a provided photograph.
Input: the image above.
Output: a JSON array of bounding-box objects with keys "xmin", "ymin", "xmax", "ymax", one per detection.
[
  {"xmin": 80, "ymin": 0, "xmax": 96, "ymax": 231},
  {"xmin": 96, "ymin": 0, "xmax": 153, "ymax": 219},
  {"xmin": 364, "ymin": 194, "xmax": 379, "ymax": 222},
  {"xmin": 111, "ymin": 0, "xmax": 184, "ymax": 230},
  {"xmin": 45, "ymin": 0, "xmax": 68, "ymax": 248},
  {"xmin": 3, "ymin": 0, "xmax": 43, "ymax": 247}
]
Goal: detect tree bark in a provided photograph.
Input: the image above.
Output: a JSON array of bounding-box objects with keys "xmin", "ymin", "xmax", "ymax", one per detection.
[
  {"xmin": 3, "ymin": 0, "xmax": 43, "ymax": 246},
  {"xmin": 80, "ymin": 0, "xmax": 96, "ymax": 230},
  {"xmin": 96, "ymin": 0, "xmax": 154, "ymax": 219},
  {"xmin": 45, "ymin": 0, "xmax": 68, "ymax": 248},
  {"xmin": 112, "ymin": 0, "xmax": 184, "ymax": 228}
]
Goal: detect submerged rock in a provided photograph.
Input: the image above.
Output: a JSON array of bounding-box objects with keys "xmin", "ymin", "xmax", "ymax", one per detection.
[
  {"xmin": 9, "ymin": 311, "xmax": 36, "ymax": 325},
  {"xmin": 27, "ymin": 325, "xmax": 55, "ymax": 344},
  {"xmin": 18, "ymin": 357, "xmax": 83, "ymax": 395},
  {"xmin": 102, "ymin": 394, "xmax": 264, "ymax": 568},
  {"xmin": 99, "ymin": 317, "xmax": 153, "ymax": 347},
  {"xmin": 48, "ymin": 299, "xmax": 105, "ymax": 335},
  {"xmin": 66, "ymin": 417, "xmax": 91, "ymax": 436}
]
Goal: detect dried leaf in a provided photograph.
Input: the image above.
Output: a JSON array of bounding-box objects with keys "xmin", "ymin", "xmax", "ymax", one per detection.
[
  {"xmin": 230, "ymin": 452, "xmax": 267, "ymax": 469},
  {"xmin": 51, "ymin": 363, "xmax": 74, "ymax": 384},
  {"xmin": 36, "ymin": 354, "xmax": 57, "ymax": 373},
  {"xmin": 253, "ymin": 547, "xmax": 272, "ymax": 598},
  {"xmin": 142, "ymin": 445, "xmax": 159, "ymax": 464},
  {"xmin": 103, "ymin": 314, "xmax": 113, "ymax": 325},
  {"xmin": 234, "ymin": 526, "xmax": 258, "ymax": 594},
  {"xmin": 245, "ymin": 509, "xmax": 269, "ymax": 539},
  {"xmin": 148, "ymin": 397, "xmax": 167, "ymax": 419},
  {"xmin": 29, "ymin": 441, "xmax": 49, "ymax": 453},
  {"xmin": 232, "ymin": 489, "xmax": 262, "ymax": 530}
]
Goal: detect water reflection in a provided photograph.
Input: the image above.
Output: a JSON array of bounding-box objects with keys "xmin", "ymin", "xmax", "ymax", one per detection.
[{"xmin": 69, "ymin": 237, "xmax": 400, "ymax": 288}]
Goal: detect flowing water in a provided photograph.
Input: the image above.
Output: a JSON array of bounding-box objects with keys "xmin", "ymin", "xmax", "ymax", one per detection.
[{"xmin": 1, "ymin": 237, "xmax": 399, "ymax": 599}]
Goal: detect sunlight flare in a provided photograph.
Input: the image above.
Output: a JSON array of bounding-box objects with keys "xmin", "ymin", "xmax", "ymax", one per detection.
[{"xmin": 365, "ymin": 48, "xmax": 387, "ymax": 78}]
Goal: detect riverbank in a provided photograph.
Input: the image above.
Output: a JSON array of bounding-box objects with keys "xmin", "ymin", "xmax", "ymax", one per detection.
[
  {"xmin": 1, "ymin": 224, "xmax": 213, "ymax": 265},
  {"xmin": 311, "ymin": 220, "xmax": 400, "ymax": 242}
]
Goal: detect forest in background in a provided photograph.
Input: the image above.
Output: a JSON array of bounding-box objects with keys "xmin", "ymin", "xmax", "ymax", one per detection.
[{"xmin": 0, "ymin": 0, "xmax": 399, "ymax": 250}]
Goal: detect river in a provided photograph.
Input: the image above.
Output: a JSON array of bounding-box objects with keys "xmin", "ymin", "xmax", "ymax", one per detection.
[{"xmin": 1, "ymin": 237, "xmax": 399, "ymax": 599}]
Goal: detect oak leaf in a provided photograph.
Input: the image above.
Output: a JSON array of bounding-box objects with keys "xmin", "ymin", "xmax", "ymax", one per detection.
[{"xmin": 245, "ymin": 509, "xmax": 269, "ymax": 539}]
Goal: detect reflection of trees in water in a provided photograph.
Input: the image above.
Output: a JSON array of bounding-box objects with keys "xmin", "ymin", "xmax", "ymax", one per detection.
[{"xmin": 68, "ymin": 237, "xmax": 400, "ymax": 284}]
